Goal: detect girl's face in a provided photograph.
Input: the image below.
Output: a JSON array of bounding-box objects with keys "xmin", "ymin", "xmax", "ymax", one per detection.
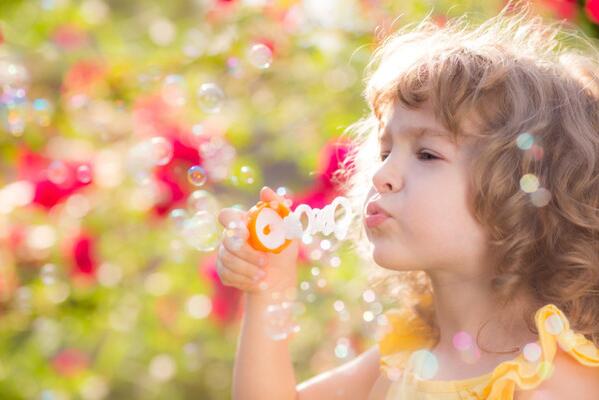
[{"xmin": 363, "ymin": 101, "xmax": 489, "ymax": 276}]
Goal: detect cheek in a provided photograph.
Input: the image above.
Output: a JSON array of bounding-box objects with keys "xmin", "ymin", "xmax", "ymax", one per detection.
[{"xmin": 404, "ymin": 179, "xmax": 483, "ymax": 257}]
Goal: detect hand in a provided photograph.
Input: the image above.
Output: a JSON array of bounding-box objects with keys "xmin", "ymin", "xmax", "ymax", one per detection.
[{"xmin": 216, "ymin": 186, "xmax": 300, "ymax": 296}]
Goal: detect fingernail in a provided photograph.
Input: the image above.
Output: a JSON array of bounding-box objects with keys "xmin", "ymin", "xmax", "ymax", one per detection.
[
  {"xmin": 254, "ymin": 271, "xmax": 266, "ymax": 281},
  {"xmin": 259, "ymin": 257, "xmax": 267, "ymax": 266}
]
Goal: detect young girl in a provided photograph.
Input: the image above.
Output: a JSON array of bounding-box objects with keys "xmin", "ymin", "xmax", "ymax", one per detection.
[{"xmin": 216, "ymin": 1, "xmax": 599, "ymax": 399}]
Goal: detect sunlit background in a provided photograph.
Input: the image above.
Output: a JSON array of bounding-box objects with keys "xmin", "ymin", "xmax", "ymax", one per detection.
[{"xmin": 1, "ymin": 0, "xmax": 598, "ymax": 398}]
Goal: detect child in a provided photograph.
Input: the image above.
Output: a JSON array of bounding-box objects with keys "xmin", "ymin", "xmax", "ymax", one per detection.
[{"xmin": 216, "ymin": 1, "xmax": 599, "ymax": 399}]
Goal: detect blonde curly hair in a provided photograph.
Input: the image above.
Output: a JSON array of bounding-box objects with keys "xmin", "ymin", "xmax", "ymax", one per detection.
[{"xmin": 334, "ymin": 0, "xmax": 599, "ymax": 349}]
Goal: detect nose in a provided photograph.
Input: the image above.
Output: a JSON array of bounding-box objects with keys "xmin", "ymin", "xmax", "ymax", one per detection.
[{"xmin": 371, "ymin": 160, "xmax": 401, "ymax": 193}]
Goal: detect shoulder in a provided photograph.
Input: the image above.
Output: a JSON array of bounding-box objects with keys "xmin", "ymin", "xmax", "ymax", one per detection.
[{"xmin": 515, "ymin": 347, "xmax": 599, "ymax": 400}]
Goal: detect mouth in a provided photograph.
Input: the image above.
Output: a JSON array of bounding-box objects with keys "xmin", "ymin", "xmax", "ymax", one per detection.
[{"xmin": 364, "ymin": 213, "xmax": 390, "ymax": 228}]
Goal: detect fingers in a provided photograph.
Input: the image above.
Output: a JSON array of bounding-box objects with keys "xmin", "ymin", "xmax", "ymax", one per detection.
[
  {"xmin": 217, "ymin": 244, "xmax": 267, "ymax": 284},
  {"xmin": 222, "ymin": 227, "xmax": 267, "ymax": 268},
  {"xmin": 217, "ymin": 207, "xmax": 248, "ymax": 229}
]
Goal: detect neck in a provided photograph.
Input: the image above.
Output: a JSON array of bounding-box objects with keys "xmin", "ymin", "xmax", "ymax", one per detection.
[{"xmin": 426, "ymin": 269, "xmax": 540, "ymax": 358}]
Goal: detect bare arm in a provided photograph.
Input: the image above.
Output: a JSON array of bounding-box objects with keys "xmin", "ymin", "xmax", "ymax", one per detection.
[
  {"xmin": 232, "ymin": 292, "xmax": 298, "ymax": 400},
  {"xmin": 297, "ymin": 345, "xmax": 384, "ymax": 400}
]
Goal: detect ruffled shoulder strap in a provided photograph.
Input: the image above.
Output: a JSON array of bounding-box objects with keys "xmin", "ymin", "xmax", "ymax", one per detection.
[{"xmin": 481, "ymin": 303, "xmax": 599, "ymax": 398}]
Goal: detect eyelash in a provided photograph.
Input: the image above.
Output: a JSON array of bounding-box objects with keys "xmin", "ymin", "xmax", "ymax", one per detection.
[{"xmin": 379, "ymin": 150, "xmax": 439, "ymax": 162}]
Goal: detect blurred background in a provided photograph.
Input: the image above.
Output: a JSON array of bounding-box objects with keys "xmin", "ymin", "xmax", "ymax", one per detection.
[{"xmin": 1, "ymin": 0, "xmax": 598, "ymax": 398}]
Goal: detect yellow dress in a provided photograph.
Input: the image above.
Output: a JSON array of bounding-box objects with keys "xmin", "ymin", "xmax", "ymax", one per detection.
[{"xmin": 377, "ymin": 300, "xmax": 599, "ymax": 399}]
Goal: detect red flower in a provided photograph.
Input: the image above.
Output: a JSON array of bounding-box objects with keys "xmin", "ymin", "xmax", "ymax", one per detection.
[
  {"xmin": 61, "ymin": 59, "xmax": 106, "ymax": 97},
  {"xmin": 53, "ymin": 24, "xmax": 88, "ymax": 50},
  {"xmin": 200, "ymin": 254, "xmax": 242, "ymax": 327},
  {"xmin": 16, "ymin": 146, "xmax": 92, "ymax": 210},
  {"xmin": 64, "ymin": 232, "xmax": 99, "ymax": 282},
  {"xmin": 538, "ymin": 0, "xmax": 578, "ymax": 20},
  {"xmin": 290, "ymin": 138, "xmax": 354, "ymax": 210},
  {"xmin": 586, "ymin": 0, "xmax": 599, "ymax": 23},
  {"xmin": 132, "ymin": 94, "xmax": 224, "ymax": 217},
  {"xmin": 51, "ymin": 348, "xmax": 89, "ymax": 377}
]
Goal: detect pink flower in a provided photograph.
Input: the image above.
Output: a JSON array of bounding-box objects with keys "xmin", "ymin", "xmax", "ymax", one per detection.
[
  {"xmin": 132, "ymin": 94, "xmax": 219, "ymax": 217},
  {"xmin": 199, "ymin": 254, "xmax": 242, "ymax": 327},
  {"xmin": 16, "ymin": 146, "xmax": 92, "ymax": 210},
  {"xmin": 53, "ymin": 24, "xmax": 88, "ymax": 50},
  {"xmin": 61, "ymin": 60, "xmax": 106, "ymax": 96},
  {"xmin": 586, "ymin": 0, "xmax": 599, "ymax": 23},
  {"xmin": 290, "ymin": 138, "xmax": 354, "ymax": 210},
  {"xmin": 52, "ymin": 348, "xmax": 89, "ymax": 377},
  {"xmin": 63, "ymin": 232, "xmax": 99, "ymax": 283},
  {"xmin": 538, "ymin": 0, "xmax": 578, "ymax": 20}
]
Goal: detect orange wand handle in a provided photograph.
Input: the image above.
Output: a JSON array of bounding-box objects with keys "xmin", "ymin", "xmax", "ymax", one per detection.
[{"xmin": 245, "ymin": 199, "xmax": 294, "ymax": 254}]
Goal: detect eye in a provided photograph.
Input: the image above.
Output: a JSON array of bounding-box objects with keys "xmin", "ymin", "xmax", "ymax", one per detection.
[{"xmin": 379, "ymin": 150, "xmax": 439, "ymax": 162}]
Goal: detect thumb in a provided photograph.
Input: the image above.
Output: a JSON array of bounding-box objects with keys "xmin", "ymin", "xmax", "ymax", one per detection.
[
  {"xmin": 260, "ymin": 186, "xmax": 284, "ymax": 203},
  {"xmin": 217, "ymin": 207, "xmax": 248, "ymax": 229}
]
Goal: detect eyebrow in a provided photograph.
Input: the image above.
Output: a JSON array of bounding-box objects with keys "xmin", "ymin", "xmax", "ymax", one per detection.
[{"xmin": 378, "ymin": 125, "xmax": 452, "ymax": 144}]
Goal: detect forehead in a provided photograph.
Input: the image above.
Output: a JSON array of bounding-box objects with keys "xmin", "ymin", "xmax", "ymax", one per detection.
[{"xmin": 377, "ymin": 103, "xmax": 454, "ymax": 144}]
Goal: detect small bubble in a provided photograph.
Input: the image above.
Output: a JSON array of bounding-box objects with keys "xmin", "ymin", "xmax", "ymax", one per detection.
[
  {"xmin": 363, "ymin": 311, "xmax": 374, "ymax": 322},
  {"xmin": 452, "ymin": 331, "xmax": 473, "ymax": 351},
  {"xmin": 523, "ymin": 342, "xmax": 542, "ymax": 363},
  {"xmin": 180, "ymin": 211, "xmax": 220, "ymax": 251},
  {"xmin": 169, "ymin": 208, "xmax": 188, "ymax": 230},
  {"xmin": 76, "ymin": 165, "xmax": 92, "ymax": 184},
  {"xmin": 362, "ymin": 289, "xmax": 376, "ymax": 303},
  {"xmin": 187, "ymin": 190, "xmax": 219, "ymax": 214},
  {"xmin": 409, "ymin": 350, "xmax": 439, "ymax": 380},
  {"xmin": 247, "ymin": 43, "xmax": 273, "ymax": 69},
  {"xmin": 544, "ymin": 314, "xmax": 564, "ymax": 335},
  {"xmin": 530, "ymin": 187, "xmax": 552, "ymax": 207},
  {"xmin": 149, "ymin": 136, "xmax": 174, "ymax": 166},
  {"xmin": 187, "ymin": 165, "xmax": 208, "ymax": 187},
  {"xmin": 329, "ymin": 256, "xmax": 341, "ymax": 268},
  {"xmin": 229, "ymin": 164, "xmax": 257, "ymax": 187},
  {"xmin": 197, "ymin": 83, "xmax": 225, "ymax": 113},
  {"xmin": 520, "ymin": 173, "xmax": 540, "ymax": 193},
  {"xmin": 320, "ymin": 239, "xmax": 332, "ymax": 251},
  {"xmin": 263, "ymin": 301, "xmax": 300, "ymax": 340},
  {"xmin": 333, "ymin": 300, "xmax": 345, "ymax": 312},
  {"xmin": 516, "ymin": 132, "xmax": 534, "ymax": 150}
]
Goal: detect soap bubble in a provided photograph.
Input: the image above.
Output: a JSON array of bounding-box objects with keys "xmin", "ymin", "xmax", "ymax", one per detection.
[
  {"xmin": 247, "ymin": 43, "xmax": 272, "ymax": 69},
  {"xmin": 1, "ymin": 86, "xmax": 28, "ymax": 136},
  {"xmin": 187, "ymin": 165, "xmax": 208, "ymax": 187},
  {"xmin": 187, "ymin": 190, "xmax": 219, "ymax": 215},
  {"xmin": 522, "ymin": 342, "xmax": 542, "ymax": 363},
  {"xmin": 452, "ymin": 331, "xmax": 473, "ymax": 351},
  {"xmin": 263, "ymin": 301, "xmax": 300, "ymax": 340},
  {"xmin": 229, "ymin": 164, "xmax": 257, "ymax": 187},
  {"xmin": 544, "ymin": 314, "xmax": 564, "ymax": 335},
  {"xmin": 197, "ymin": 83, "xmax": 224, "ymax": 113},
  {"xmin": 181, "ymin": 211, "xmax": 220, "ymax": 251},
  {"xmin": 126, "ymin": 140, "xmax": 155, "ymax": 184},
  {"xmin": 149, "ymin": 136, "xmax": 173, "ymax": 166},
  {"xmin": 161, "ymin": 74, "xmax": 186, "ymax": 107},
  {"xmin": 31, "ymin": 98, "xmax": 53, "ymax": 126},
  {"xmin": 408, "ymin": 349, "xmax": 439, "ymax": 380},
  {"xmin": 169, "ymin": 208, "xmax": 188, "ymax": 230},
  {"xmin": 47, "ymin": 161, "xmax": 70, "ymax": 185},
  {"xmin": 76, "ymin": 165, "xmax": 92, "ymax": 184},
  {"xmin": 198, "ymin": 136, "xmax": 236, "ymax": 182}
]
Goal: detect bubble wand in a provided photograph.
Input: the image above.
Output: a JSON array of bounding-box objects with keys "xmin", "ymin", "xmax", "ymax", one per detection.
[{"xmin": 244, "ymin": 195, "xmax": 353, "ymax": 254}]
